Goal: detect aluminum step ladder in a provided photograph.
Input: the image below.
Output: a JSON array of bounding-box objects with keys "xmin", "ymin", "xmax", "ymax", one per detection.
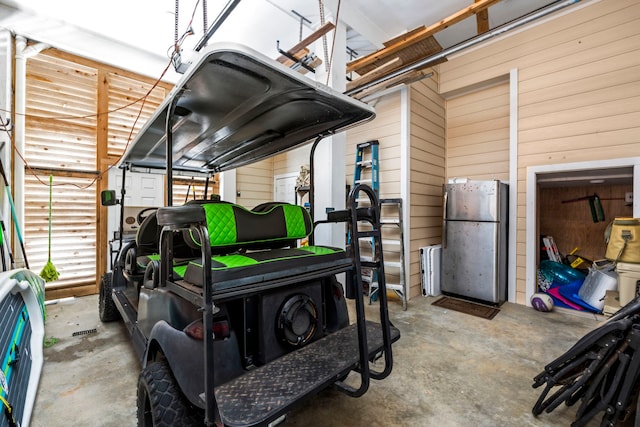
[
  {"xmin": 352, "ymin": 141, "xmax": 407, "ymax": 310},
  {"xmin": 369, "ymin": 198, "xmax": 407, "ymax": 311}
]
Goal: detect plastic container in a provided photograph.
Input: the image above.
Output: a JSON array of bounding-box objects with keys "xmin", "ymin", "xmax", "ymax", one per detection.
[
  {"xmin": 617, "ymin": 262, "xmax": 640, "ymax": 306},
  {"xmin": 578, "ymin": 268, "xmax": 618, "ymax": 311},
  {"xmin": 539, "ymin": 260, "xmax": 586, "ymax": 289}
]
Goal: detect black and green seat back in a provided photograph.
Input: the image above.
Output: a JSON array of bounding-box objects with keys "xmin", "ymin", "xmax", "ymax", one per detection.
[{"xmin": 188, "ymin": 203, "xmax": 312, "ymax": 253}]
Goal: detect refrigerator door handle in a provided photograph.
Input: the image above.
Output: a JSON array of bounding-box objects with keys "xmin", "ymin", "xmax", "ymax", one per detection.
[{"xmin": 443, "ymin": 191, "xmax": 448, "ymax": 249}]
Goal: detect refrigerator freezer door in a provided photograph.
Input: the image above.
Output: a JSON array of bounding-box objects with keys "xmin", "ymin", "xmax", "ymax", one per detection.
[
  {"xmin": 444, "ymin": 181, "xmax": 503, "ymax": 222},
  {"xmin": 442, "ymin": 220, "xmax": 505, "ymax": 303}
]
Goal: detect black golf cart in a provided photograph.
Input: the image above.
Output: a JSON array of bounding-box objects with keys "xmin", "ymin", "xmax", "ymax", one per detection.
[{"xmin": 99, "ymin": 43, "xmax": 400, "ymax": 427}]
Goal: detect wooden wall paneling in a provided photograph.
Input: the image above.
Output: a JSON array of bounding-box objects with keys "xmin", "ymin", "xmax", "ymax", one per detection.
[
  {"xmin": 539, "ymin": 184, "xmax": 633, "ymax": 263},
  {"xmin": 409, "ymin": 78, "xmax": 446, "ymax": 298},
  {"xmin": 23, "ymin": 174, "xmax": 97, "ymax": 292},
  {"xmin": 273, "ymin": 145, "xmax": 310, "ymax": 178},
  {"xmin": 235, "ymin": 158, "xmax": 274, "ymax": 208},
  {"xmin": 24, "ymin": 53, "xmax": 99, "ymax": 296},
  {"xmin": 24, "ymin": 48, "xmax": 173, "ymax": 298},
  {"xmin": 107, "ymin": 73, "xmax": 167, "ymax": 159},
  {"xmin": 438, "ymin": 0, "xmax": 639, "ymax": 92},
  {"xmin": 25, "ymin": 55, "xmax": 98, "ymax": 171},
  {"xmin": 519, "ymin": 65, "xmax": 640, "ymax": 109},
  {"xmin": 445, "ymin": 82, "xmax": 509, "ymax": 182}
]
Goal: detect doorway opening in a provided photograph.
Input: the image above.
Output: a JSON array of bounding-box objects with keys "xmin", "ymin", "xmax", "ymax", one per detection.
[{"xmin": 526, "ymin": 158, "xmax": 640, "ymax": 306}]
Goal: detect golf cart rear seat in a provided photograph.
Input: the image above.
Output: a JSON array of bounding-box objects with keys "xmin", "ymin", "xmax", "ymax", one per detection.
[
  {"xmin": 159, "ymin": 202, "xmax": 350, "ymax": 290},
  {"xmin": 124, "ymin": 211, "xmax": 194, "ymax": 280}
]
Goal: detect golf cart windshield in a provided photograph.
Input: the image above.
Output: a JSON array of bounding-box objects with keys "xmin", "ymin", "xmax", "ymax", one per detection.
[{"xmin": 118, "ymin": 43, "xmax": 375, "ymax": 174}]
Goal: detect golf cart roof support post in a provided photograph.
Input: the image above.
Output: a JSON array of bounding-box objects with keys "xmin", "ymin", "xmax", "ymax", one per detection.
[
  {"xmin": 308, "ymin": 135, "xmax": 324, "ymax": 246},
  {"xmin": 165, "ymin": 93, "xmax": 183, "ymax": 207},
  {"xmin": 118, "ymin": 166, "xmax": 128, "ymax": 251},
  {"xmin": 196, "ymin": 220, "xmax": 217, "ymax": 426}
]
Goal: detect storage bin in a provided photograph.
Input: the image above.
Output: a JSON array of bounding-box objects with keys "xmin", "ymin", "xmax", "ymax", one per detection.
[
  {"xmin": 617, "ymin": 262, "xmax": 640, "ymax": 306},
  {"xmin": 578, "ymin": 268, "xmax": 617, "ymax": 311}
]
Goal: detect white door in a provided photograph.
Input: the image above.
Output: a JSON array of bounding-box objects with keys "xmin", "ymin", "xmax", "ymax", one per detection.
[
  {"xmin": 274, "ymin": 173, "xmax": 297, "ymax": 205},
  {"xmin": 106, "ymin": 170, "xmax": 164, "ymax": 270}
]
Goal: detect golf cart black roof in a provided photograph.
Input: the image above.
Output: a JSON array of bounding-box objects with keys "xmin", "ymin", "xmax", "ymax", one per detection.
[{"xmin": 119, "ymin": 43, "xmax": 375, "ymax": 174}]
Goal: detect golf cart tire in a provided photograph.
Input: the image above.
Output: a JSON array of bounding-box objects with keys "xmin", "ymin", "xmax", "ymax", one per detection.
[
  {"xmin": 137, "ymin": 360, "xmax": 203, "ymax": 427},
  {"xmin": 99, "ymin": 272, "xmax": 121, "ymax": 322}
]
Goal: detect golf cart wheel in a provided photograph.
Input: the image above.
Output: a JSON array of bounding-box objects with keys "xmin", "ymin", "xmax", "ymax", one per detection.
[
  {"xmin": 98, "ymin": 272, "xmax": 120, "ymax": 322},
  {"xmin": 137, "ymin": 360, "xmax": 203, "ymax": 427}
]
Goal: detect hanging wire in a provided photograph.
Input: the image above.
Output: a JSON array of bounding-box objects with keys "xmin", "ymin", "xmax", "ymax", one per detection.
[{"xmin": 325, "ymin": 0, "xmax": 342, "ymax": 86}]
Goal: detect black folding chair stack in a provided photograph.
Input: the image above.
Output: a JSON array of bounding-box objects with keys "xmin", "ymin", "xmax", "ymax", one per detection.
[{"xmin": 532, "ymin": 297, "xmax": 640, "ymax": 426}]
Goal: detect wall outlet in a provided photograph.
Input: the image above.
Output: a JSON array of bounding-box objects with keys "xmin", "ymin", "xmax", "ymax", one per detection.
[{"xmin": 626, "ymin": 192, "xmax": 633, "ymax": 204}]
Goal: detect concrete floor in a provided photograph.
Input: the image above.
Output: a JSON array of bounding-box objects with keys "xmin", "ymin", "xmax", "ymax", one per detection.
[{"xmin": 31, "ymin": 294, "xmax": 602, "ymax": 427}]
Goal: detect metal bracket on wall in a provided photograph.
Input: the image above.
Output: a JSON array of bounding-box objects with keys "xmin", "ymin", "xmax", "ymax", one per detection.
[{"xmin": 276, "ymin": 40, "xmax": 316, "ymax": 73}]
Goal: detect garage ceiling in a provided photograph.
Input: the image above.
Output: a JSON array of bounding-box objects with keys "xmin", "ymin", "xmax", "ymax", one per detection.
[{"xmin": 0, "ymin": 0, "xmax": 564, "ymax": 82}]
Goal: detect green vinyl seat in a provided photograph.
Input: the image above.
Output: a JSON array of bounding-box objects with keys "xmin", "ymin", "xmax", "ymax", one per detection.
[{"xmin": 180, "ymin": 203, "xmax": 350, "ymax": 288}]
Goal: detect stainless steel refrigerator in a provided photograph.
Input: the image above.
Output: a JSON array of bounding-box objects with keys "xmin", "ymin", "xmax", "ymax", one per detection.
[{"xmin": 441, "ymin": 180, "xmax": 508, "ymax": 304}]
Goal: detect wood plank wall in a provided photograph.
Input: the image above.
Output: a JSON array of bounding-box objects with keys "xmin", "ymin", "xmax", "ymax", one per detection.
[
  {"xmin": 409, "ymin": 77, "xmax": 446, "ymax": 298},
  {"xmin": 437, "ymin": 0, "xmax": 640, "ymax": 304},
  {"xmin": 24, "ymin": 49, "xmax": 171, "ymax": 299},
  {"xmin": 235, "ymin": 158, "xmax": 274, "ymax": 209},
  {"xmin": 446, "ymin": 82, "xmax": 509, "ymax": 181},
  {"xmin": 539, "ymin": 184, "xmax": 634, "ymax": 263},
  {"xmin": 274, "ymin": 146, "xmax": 310, "ymax": 179},
  {"xmin": 346, "ymin": 92, "xmax": 402, "ymax": 198}
]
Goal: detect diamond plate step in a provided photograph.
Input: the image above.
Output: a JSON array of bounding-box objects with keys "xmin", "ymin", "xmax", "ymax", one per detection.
[{"xmin": 216, "ymin": 320, "xmax": 400, "ymax": 427}]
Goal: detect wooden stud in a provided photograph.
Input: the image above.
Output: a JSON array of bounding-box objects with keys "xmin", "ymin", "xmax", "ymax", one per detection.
[
  {"xmin": 96, "ymin": 69, "xmax": 109, "ymax": 291},
  {"xmin": 476, "ymin": 0, "xmax": 490, "ymax": 34}
]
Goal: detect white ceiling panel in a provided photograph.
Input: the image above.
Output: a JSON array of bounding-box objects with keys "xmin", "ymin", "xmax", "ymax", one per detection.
[{"xmin": 0, "ymin": 0, "xmax": 573, "ymax": 81}]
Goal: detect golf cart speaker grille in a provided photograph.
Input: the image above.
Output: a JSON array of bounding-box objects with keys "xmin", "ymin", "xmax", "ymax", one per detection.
[
  {"xmin": 258, "ymin": 281, "xmax": 324, "ymax": 364},
  {"xmin": 277, "ymin": 294, "xmax": 318, "ymax": 347}
]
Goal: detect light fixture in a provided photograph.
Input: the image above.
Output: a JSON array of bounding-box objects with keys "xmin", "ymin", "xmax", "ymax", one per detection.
[{"xmin": 589, "ymin": 179, "xmax": 605, "ymax": 184}]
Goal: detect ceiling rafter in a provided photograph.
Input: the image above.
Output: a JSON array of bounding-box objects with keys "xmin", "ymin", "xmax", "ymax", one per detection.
[{"xmin": 346, "ymin": 0, "xmax": 503, "ymax": 73}]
